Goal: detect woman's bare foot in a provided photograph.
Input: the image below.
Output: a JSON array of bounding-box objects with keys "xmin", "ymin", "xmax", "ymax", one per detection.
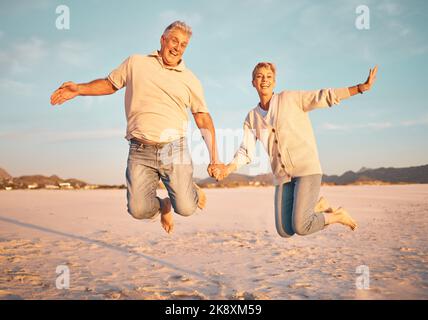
[
  {"xmin": 193, "ymin": 183, "xmax": 206, "ymax": 209},
  {"xmin": 326, "ymin": 207, "xmax": 358, "ymax": 231},
  {"xmin": 315, "ymin": 196, "xmax": 333, "ymax": 213},
  {"xmin": 160, "ymin": 197, "xmax": 173, "ymax": 234}
]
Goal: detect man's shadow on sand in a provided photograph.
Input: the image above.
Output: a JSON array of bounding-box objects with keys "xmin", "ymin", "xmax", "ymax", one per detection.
[{"xmin": 0, "ymin": 215, "xmax": 222, "ymax": 287}]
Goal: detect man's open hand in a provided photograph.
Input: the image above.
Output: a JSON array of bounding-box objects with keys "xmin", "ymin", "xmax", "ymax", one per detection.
[{"xmin": 50, "ymin": 81, "xmax": 79, "ymax": 105}]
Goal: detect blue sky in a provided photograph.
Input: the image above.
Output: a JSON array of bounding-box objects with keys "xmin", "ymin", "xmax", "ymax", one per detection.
[{"xmin": 1, "ymin": 0, "xmax": 427, "ymax": 184}]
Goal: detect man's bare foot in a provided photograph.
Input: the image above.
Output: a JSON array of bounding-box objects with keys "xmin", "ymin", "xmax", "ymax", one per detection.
[
  {"xmin": 193, "ymin": 183, "xmax": 206, "ymax": 209},
  {"xmin": 315, "ymin": 196, "xmax": 333, "ymax": 213},
  {"xmin": 327, "ymin": 207, "xmax": 358, "ymax": 231},
  {"xmin": 160, "ymin": 197, "xmax": 173, "ymax": 234}
]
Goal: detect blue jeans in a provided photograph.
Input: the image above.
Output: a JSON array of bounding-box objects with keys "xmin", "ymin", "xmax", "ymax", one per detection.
[
  {"xmin": 126, "ymin": 137, "xmax": 199, "ymax": 220},
  {"xmin": 274, "ymin": 174, "xmax": 326, "ymax": 237}
]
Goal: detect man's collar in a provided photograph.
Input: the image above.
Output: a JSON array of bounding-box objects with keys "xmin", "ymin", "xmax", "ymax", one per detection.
[{"xmin": 149, "ymin": 51, "xmax": 186, "ymax": 71}]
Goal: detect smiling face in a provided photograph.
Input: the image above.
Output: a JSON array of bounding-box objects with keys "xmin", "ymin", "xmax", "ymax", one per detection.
[
  {"xmin": 252, "ymin": 66, "xmax": 276, "ymax": 99},
  {"xmin": 159, "ymin": 28, "xmax": 190, "ymax": 67}
]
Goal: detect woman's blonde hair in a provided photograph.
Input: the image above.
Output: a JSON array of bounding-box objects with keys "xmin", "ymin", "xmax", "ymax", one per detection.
[{"xmin": 252, "ymin": 62, "xmax": 276, "ymax": 81}]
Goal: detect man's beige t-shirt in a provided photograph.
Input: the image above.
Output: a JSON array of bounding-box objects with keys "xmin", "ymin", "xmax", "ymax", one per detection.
[{"xmin": 108, "ymin": 51, "xmax": 209, "ymax": 143}]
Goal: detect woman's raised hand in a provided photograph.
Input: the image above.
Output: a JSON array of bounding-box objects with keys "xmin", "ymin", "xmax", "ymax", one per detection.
[{"xmin": 361, "ymin": 65, "xmax": 378, "ymax": 92}]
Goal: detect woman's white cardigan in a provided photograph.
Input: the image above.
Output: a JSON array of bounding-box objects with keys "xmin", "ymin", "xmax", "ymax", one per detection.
[{"xmin": 231, "ymin": 88, "xmax": 351, "ymax": 185}]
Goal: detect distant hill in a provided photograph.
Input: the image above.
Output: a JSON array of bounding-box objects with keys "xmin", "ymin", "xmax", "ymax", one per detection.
[
  {"xmin": 0, "ymin": 167, "xmax": 12, "ymax": 180},
  {"xmin": 196, "ymin": 173, "xmax": 273, "ymax": 188},
  {"xmin": 197, "ymin": 164, "xmax": 428, "ymax": 188},
  {"xmin": 197, "ymin": 173, "xmax": 274, "ymax": 188},
  {"xmin": 322, "ymin": 164, "xmax": 428, "ymax": 185},
  {"xmin": 0, "ymin": 169, "xmax": 127, "ymax": 190},
  {"xmin": 12, "ymin": 175, "xmax": 88, "ymax": 187},
  {"xmin": 2, "ymin": 164, "xmax": 428, "ymax": 190}
]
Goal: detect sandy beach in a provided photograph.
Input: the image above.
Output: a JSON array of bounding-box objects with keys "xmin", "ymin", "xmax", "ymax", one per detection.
[{"xmin": 0, "ymin": 184, "xmax": 427, "ymax": 300}]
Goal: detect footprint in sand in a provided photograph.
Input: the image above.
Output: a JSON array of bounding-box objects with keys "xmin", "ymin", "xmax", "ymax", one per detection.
[
  {"xmin": 249, "ymin": 265, "xmax": 262, "ymax": 270},
  {"xmin": 12, "ymin": 272, "xmax": 43, "ymax": 286},
  {"xmin": 170, "ymin": 290, "xmax": 206, "ymax": 300},
  {"xmin": 228, "ymin": 290, "xmax": 269, "ymax": 300},
  {"xmin": 7, "ymin": 256, "xmax": 25, "ymax": 263},
  {"xmin": 137, "ymin": 286, "xmax": 171, "ymax": 294},
  {"xmin": 104, "ymin": 291, "xmax": 124, "ymax": 300},
  {"xmin": 288, "ymin": 282, "xmax": 312, "ymax": 289},
  {"xmin": 0, "ymin": 290, "xmax": 23, "ymax": 300},
  {"xmin": 168, "ymin": 274, "xmax": 193, "ymax": 283}
]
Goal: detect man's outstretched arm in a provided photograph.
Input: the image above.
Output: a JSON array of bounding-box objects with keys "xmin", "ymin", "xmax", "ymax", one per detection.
[{"xmin": 50, "ymin": 78, "xmax": 118, "ymax": 105}]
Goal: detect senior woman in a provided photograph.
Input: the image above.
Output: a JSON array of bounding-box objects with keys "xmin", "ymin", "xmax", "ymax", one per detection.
[{"xmin": 214, "ymin": 62, "xmax": 378, "ymax": 237}]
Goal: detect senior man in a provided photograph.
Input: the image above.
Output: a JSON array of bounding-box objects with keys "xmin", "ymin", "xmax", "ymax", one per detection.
[{"xmin": 50, "ymin": 21, "xmax": 223, "ymax": 234}]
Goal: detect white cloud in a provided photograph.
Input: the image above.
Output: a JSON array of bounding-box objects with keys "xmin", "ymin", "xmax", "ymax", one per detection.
[
  {"xmin": 55, "ymin": 40, "xmax": 93, "ymax": 67},
  {"xmin": 82, "ymin": 95, "xmax": 110, "ymax": 108},
  {"xmin": 0, "ymin": 79, "xmax": 35, "ymax": 95},
  {"xmin": 0, "ymin": 37, "xmax": 48, "ymax": 74},
  {"xmin": 286, "ymin": 0, "xmax": 426, "ymax": 64},
  {"xmin": 377, "ymin": 2, "xmax": 402, "ymax": 16},
  {"xmin": 0, "ymin": 0, "xmax": 51, "ymax": 14},
  {"xmin": 321, "ymin": 116, "xmax": 428, "ymax": 132},
  {"xmin": 47, "ymin": 129, "xmax": 124, "ymax": 142},
  {"xmin": 0, "ymin": 128, "xmax": 124, "ymax": 142},
  {"xmin": 320, "ymin": 122, "xmax": 393, "ymax": 131},
  {"xmin": 159, "ymin": 10, "xmax": 203, "ymax": 29},
  {"xmin": 201, "ymin": 76, "xmax": 224, "ymax": 89},
  {"xmin": 401, "ymin": 117, "xmax": 428, "ymax": 127},
  {"xmin": 0, "ymin": 37, "xmax": 95, "ymax": 77}
]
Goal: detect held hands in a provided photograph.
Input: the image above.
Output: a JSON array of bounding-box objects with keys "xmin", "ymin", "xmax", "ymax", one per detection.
[
  {"xmin": 360, "ymin": 65, "xmax": 378, "ymax": 92},
  {"xmin": 207, "ymin": 163, "xmax": 226, "ymax": 181},
  {"xmin": 50, "ymin": 81, "xmax": 79, "ymax": 105},
  {"xmin": 207, "ymin": 163, "xmax": 231, "ymax": 181}
]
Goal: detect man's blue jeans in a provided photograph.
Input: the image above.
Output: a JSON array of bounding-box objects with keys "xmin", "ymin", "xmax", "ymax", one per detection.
[{"xmin": 126, "ymin": 137, "xmax": 199, "ymax": 220}]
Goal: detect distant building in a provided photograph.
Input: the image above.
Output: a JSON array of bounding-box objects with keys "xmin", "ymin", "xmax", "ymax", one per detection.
[
  {"xmin": 84, "ymin": 185, "xmax": 99, "ymax": 190},
  {"xmin": 59, "ymin": 183, "xmax": 73, "ymax": 189},
  {"xmin": 28, "ymin": 183, "xmax": 38, "ymax": 189},
  {"xmin": 46, "ymin": 185, "xmax": 60, "ymax": 189}
]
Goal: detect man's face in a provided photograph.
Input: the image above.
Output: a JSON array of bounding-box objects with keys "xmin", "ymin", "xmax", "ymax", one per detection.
[
  {"xmin": 252, "ymin": 67, "xmax": 276, "ymax": 97},
  {"xmin": 160, "ymin": 29, "xmax": 190, "ymax": 67}
]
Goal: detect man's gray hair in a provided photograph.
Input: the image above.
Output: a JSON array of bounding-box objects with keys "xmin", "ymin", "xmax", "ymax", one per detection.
[{"xmin": 163, "ymin": 21, "xmax": 193, "ymax": 38}]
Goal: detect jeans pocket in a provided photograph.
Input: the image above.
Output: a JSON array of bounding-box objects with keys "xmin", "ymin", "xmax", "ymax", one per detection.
[{"xmin": 129, "ymin": 143, "xmax": 142, "ymax": 153}]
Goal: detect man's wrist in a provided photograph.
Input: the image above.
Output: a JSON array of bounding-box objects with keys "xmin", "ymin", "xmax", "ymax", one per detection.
[{"xmin": 77, "ymin": 84, "xmax": 83, "ymax": 95}]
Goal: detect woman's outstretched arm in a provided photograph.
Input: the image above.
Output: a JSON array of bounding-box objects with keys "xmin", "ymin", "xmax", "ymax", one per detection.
[
  {"xmin": 213, "ymin": 120, "xmax": 257, "ymax": 181},
  {"xmin": 300, "ymin": 65, "xmax": 378, "ymax": 112}
]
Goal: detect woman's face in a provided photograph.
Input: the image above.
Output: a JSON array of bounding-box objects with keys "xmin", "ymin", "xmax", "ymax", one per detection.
[{"xmin": 252, "ymin": 67, "xmax": 276, "ymax": 97}]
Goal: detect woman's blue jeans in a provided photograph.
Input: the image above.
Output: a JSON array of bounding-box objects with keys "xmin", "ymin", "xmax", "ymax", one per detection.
[{"xmin": 274, "ymin": 174, "xmax": 326, "ymax": 237}]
